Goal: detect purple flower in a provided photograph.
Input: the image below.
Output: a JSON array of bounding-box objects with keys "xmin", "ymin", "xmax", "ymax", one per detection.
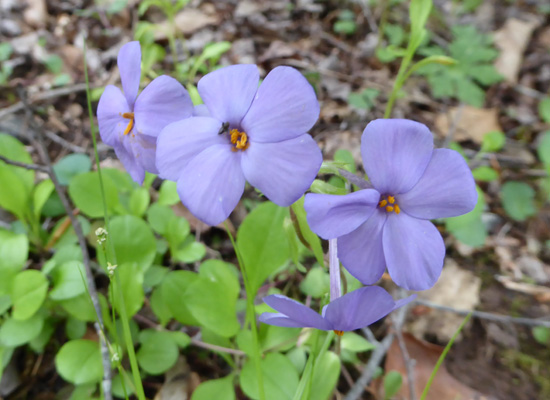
[
  {"xmin": 259, "ymin": 286, "xmax": 414, "ymax": 335},
  {"xmin": 155, "ymin": 64, "xmax": 322, "ymax": 226},
  {"xmin": 304, "ymin": 119, "xmax": 477, "ymax": 291},
  {"xmin": 97, "ymin": 41, "xmax": 193, "ymax": 184}
]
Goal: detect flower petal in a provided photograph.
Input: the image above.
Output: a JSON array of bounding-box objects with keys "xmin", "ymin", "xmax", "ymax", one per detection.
[
  {"xmin": 261, "ymin": 294, "xmax": 331, "ymax": 330},
  {"xmin": 198, "ymin": 64, "xmax": 259, "ymax": 126},
  {"xmin": 118, "ymin": 41, "xmax": 141, "ymax": 108},
  {"xmin": 383, "ymin": 213, "xmax": 445, "ymax": 290},
  {"xmin": 241, "ymin": 134, "xmax": 322, "ymax": 206},
  {"xmin": 338, "ymin": 210, "xmax": 387, "ymax": 285},
  {"xmin": 361, "ymin": 119, "xmax": 434, "ymax": 194},
  {"xmin": 114, "ymin": 144, "xmax": 145, "ymax": 185},
  {"xmin": 97, "ymin": 85, "xmax": 130, "ymax": 147},
  {"xmin": 177, "ymin": 144, "xmax": 245, "ymax": 226},
  {"xmin": 398, "ymin": 149, "xmax": 477, "ymax": 219},
  {"xmin": 193, "ymin": 104, "xmax": 210, "ymax": 117},
  {"xmin": 324, "ymin": 286, "xmax": 398, "ymax": 332},
  {"xmin": 242, "ymin": 66, "xmax": 320, "ymax": 143},
  {"xmin": 129, "ymin": 134, "xmax": 158, "ymax": 175},
  {"xmin": 393, "ymin": 295, "xmax": 417, "ymax": 311},
  {"xmin": 304, "ymin": 190, "xmax": 380, "ymax": 239},
  {"xmin": 156, "ymin": 117, "xmax": 227, "ymax": 181},
  {"xmin": 134, "ymin": 75, "xmax": 193, "ymax": 137}
]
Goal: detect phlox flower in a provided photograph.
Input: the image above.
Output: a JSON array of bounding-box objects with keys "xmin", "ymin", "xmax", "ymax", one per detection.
[
  {"xmin": 97, "ymin": 41, "xmax": 193, "ymax": 184},
  {"xmin": 259, "ymin": 286, "xmax": 414, "ymax": 335},
  {"xmin": 156, "ymin": 64, "xmax": 322, "ymax": 226},
  {"xmin": 304, "ymin": 119, "xmax": 477, "ymax": 291}
]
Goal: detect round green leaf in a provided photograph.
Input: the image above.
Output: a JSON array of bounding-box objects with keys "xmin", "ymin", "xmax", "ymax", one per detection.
[
  {"xmin": 0, "ymin": 314, "xmax": 44, "ymax": 347},
  {"xmin": 49, "ymin": 261, "xmax": 86, "ymax": 300},
  {"xmin": 110, "ymin": 263, "xmax": 144, "ymax": 318},
  {"xmin": 137, "ymin": 330, "xmax": 179, "ymax": 375},
  {"xmin": 32, "ymin": 179, "xmax": 55, "ymax": 219},
  {"xmin": 68, "ymin": 171, "xmax": 119, "ymax": 218},
  {"xmin": 240, "ymin": 353, "xmax": 299, "ymax": 400},
  {"xmin": 501, "ymin": 181, "xmax": 537, "ymax": 221},
  {"xmin": 11, "ymin": 270, "xmax": 48, "ymax": 320},
  {"xmin": 384, "ymin": 370, "xmax": 403, "ymax": 399},
  {"xmin": 157, "ymin": 180, "xmax": 180, "ymax": 206},
  {"xmin": 55, "ymin": 339, "xmax": 103, "ymax": 385},
  {"xmin": 53, "ymin": 154, "xmax": 92, "ymax": 186},
  {"xmin": 160, "ymin": 271, "xmax": 200, "ymax": 325},
  {"xmin": 129, "ymin": 187, "xmax": 150, "ymax": 217},
  {"xmin": 299, "ymin": 267, "xmax": 329, "ymax": 298},
  {"xmin": 146, "ymin": 203, "xmax": 175, "ymax": 235},
  {"xmin": 191, "ymin": 375, "xmax": 235, "ymax": 400}
]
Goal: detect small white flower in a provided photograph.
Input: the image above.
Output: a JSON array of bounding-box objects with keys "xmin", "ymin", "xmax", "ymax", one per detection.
[
  {"xmin": 107, "ymin": 263, "xmax": 117, "ymax": 276},
  {"xmin": 95, "ymin": 227, "xmax": 108, "ymax": 244}
]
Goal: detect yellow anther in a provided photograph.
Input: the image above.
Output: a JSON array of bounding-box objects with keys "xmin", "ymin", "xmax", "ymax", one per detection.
[
  {"xmin": 386, "ymin": 205, "xmax": 394, "ymax": 212},
  {"xmin": 229, "ymin": 128, "xmax": 249, "ymax": 151},
  {"xmin": 378, "ymin": 199, "xmax": 388, "ymax": 208},
  {"xmin": 394, "ymin": 204, "xmax": 401, "ymax": 214},
  {"xmin": 388, "ymin": 195, "xmax": 395, "ymax": 204},
  {"xmin": 122, "ymin": 112, "xmax": 135, "ymax": 136},
  {"xmin": 333, "ymin": 330, "xmax": 344, "ymax": 336}
]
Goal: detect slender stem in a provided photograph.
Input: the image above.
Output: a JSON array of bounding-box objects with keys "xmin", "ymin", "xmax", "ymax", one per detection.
[
  {"xmin": 384, "ymin": 50, "xmax": 414, "ymax": 118},
  {"xmin": 224, "ymin": 221, "xmax": 266, "ymax": 400},
  {"xmin": 419, "ymin": 313, "xmax": 472, "ymax": 400},
  {"xmin": 328, "ymin": 239, "xmax": 341, "ymax": 302},
  {"xmin": 0, "ymin": 154, "xmax": 48, "ymax": 172},
  {"xmin": 83, "ymin": 41, "xmax": 146, "ymax": 400}
]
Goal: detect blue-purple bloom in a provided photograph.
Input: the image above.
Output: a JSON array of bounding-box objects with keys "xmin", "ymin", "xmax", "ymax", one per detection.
[
  {"xmin": 155, "ymin": 64, "xmax": 322, "ymax": 226},
  {"xmin": 259, "ymin": 286, "xmax": 415, "ymax": 335},
  {"xmin": 97, "ymin": 41, "xmax": 193, "ymax": 184},
  {"xmin": 304, "ymin": 119, "xmax": 477, "ymax": 291}
]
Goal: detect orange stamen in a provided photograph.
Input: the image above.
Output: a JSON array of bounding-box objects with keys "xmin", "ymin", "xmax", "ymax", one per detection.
[
  {"xmin": 122, "ymin": 112, "xmax": 135, "ymax": 136},
  {"xmin": 385, "ymin": 205, "xmax": 394, "ymax": 212},
  {"xmin": 394, "ymin": 204, "xmax": 401, "ymax": 214},
  {"xmin": 378, "ymin": 199, "xmax": 388, "ymax": 208},
  {"xmin": 333, "ymin": 330, "xmax": 344, "ymax": 336},
  {"xmin": 229, "ymin": 128, "xmax": 249, "ymax": 151},
  {"xmin": 388, "ymin": 195, "xmax": 395, "ymax": 204}
]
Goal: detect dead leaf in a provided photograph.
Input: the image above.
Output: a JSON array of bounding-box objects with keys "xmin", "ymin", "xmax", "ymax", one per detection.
[
  {"xmin": 434, "ymin": 106, "xmax": 502, "ymax": 143},
  {"xmin": 154, "ymin": 8, "xmax": 219, "ymax": 39},
  {"xmin": 382, "ymin": 333, "xmax": 487, "ymax": 400},
  {"xmin": 408, "ymin": 260, "xmax": 481, "ymax": 341},
  {"xmin": 495, "ymin": 275, "xmax": 550, "ymax": 301},
  {"xmin": 23, "ymin": 0, "xmax": 47, "ymax": 29},
  {"xmin": 493, "ymin": 17, "xmax": 541, "ymax": 84},
  {"xmin": 154, "ymin": 357, "xmax": 199, "ymax": 400},
  {"xmin": 259, "ymin": 40, "xmax": 298, "ymax": 62}
]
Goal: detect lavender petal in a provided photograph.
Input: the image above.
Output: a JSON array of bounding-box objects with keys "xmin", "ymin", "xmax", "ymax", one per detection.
[
  {"xmin": 262, "ymin": 294, "xmax": 331, "ymax": 330},
  {"xmin": 118, "ymin": 41, "xmax": 141, "ymax": 108}
]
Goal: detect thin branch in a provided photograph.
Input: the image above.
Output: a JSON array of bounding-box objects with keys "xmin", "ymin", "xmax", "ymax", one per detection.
[
  {"xmin": 44, "ymin": 129, "xmax": 87, "ymax": 154},
  {"xmin": 392, "ymin": 319, "xmax": 417, "ymax": 400},
  {"xmin": 190, "ymin": 337, "xmax": 245, "ymax": 356},
  {"xmin": 17, "ymin": 89, "xmax": 113, "ymax": 400},
  {"xmin": 415, "ymin": 299, "xmax": 550, "ymax": 328},
  {"xmin": 0, "ymin": 154, "xmax": 49, "ymax": 172}
]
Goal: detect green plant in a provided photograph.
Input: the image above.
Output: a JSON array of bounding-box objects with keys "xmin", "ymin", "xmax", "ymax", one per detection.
[
  {"xmin": 333, "ymin": 10, "xmax": 357, "ymax": 35},
  {"xmin": 416, "ymin": 25, "xmax": 502, "ymax": 107}
]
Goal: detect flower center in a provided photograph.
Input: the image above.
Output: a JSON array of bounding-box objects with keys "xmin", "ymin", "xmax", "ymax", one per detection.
[
  {"xmin": 122, "ymin": 112, "xmax": 134, "ymax": 136},
  {"xmin": 230, "ymin": 129, "xmax": 249, "ymax": 152},
  {"xmin": 378, "ymin": 195, "xmax": 401, "ymax": 214},
  {"xmin": 333, "ymin": 330, "xmax": 344, "ymax": 336}
]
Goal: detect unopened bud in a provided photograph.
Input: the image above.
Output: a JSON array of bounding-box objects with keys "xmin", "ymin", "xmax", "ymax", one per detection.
[
  {"xmin": 95, "ymin": 227, "xmax": 108, "ymax": 244},
  {"xmin": 107, "ymin": 262, "xmax": 117, "ymax": 276}
]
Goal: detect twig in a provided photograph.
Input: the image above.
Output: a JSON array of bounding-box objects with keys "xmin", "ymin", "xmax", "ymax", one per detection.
[
  {"xmin": 0, "ymin": 154, "xmax": 49, "ymax": 172},
  {"xmin": 344, "ymin": 303, "xmax": 410, "ymax": 400},
  {"xmin": 44, "ymin": 129, "xmax": 87, "ymax": 154},
  {"xmin": 190, "ymin": 337, "xmax": 245, "ymax": 356},
  {"xmin": 17, "ymin": 89, "xmax": 113, "ymax": 400},
  {"xmin": 392, "ymin": 319, "xmax": 417, "ymax": 400},
  {"xmin": 415, "ymin": 299, "xmax": 550, "ymax": 328}
]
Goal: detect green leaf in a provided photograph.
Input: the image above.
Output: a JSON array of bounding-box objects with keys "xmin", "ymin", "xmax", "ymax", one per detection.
[
  {"xmin": 472, "ymin": 166, "xmax": 498, "ymax": 182},
  {"xmin": 146, "ymin": 203, "xmax": 175, "ymax": 235},
  {"xmin": 333, "ymin": 20, "xmax": 357, "ymax": 35},
  {"xmin": 0, "ymin": 314, "xmax": 44, "ymax": 347},
  {"xmin": 537, "ymin": 130, "xmax": 550, "ymax": 167},
  {"xmin": 201, "ymin": 42, "xmax": 232, "ymax": 60},
  {"xmin": 240, "ymin": 353, "xmax": 299, "ymax": 400},
  {"xmin": 0, "ymin": 134, "xmax": 34, "ymax": 190},
  {"xmin": 111, "ymin": 263, "xmax": 144, "ymax": 318},
  {"xmin": 299, "ymin": 267, "xmax": 329, "ymax": 298},
  {"xmin": 456, "ymin": 78, "xmax": 485, "ymax": 107},
  {"xmin": 137, "ymin": 330, "xmax": 179, "ymax": 375},
  {"xmin": 174, "ymin": 241, "xmax": 206, "ymax": 263},
  {"xmin": 0, "ymin": 230, "xmax": 29, "ymax": 293},
  {"xmin": 33, "ymin": 179, "xmax": 55, "ymax": 219},
  {"xmin": 66, "ymin": 317, "xmax": 87, "ymax": 340},
  {"xmin": 348, "ymin": 88, "xmax": 379, "ymax": 111},
  {"xmin": 446, "ymin": 186, "xmax": 487, "ymax": 247},
  {"xmin": 29, "ymin": 317, "xmax": 55, "ymax": 353},
  {"xmin": 532, "ymin": 326, "xmax": 550, "ymax": 346},
  {"xmin": 538, "ymin": 97, "xmax": 550, "ymax": 123},
  {"xmin": 55, "ymin": 340, "xmax": 103, "ymax": 385},
  {"xmin": 143, "ymin": 265, "xmax": 168, "ymax": 289},
  {"xmin": 68, "ymin": 171, "xmax": 119, "ymax": 218},
  {"xmin": 160, "ymin": 271, "xmax": 200, "ymax": 325},
  {"xmin": 291, "ymin": 197, "xmax": 325, "ymax": 268},
  {"xmin": 53, "ymin": 154, "xmax": 92, "ymax": 185},
  {"xmin": 129, "ymin": 187, "xmax": 150, "ymax": 217},
  {"xmin": 341, "ymin": 332, "xmax": 376, "ymax": 352},
  {"xmin": 0, "ymin": 295, "xmax": 11, "ymax": 316},
  {"xmin": 44, "ymin": 54, "xmax": 63, "ymax": 74},
  {"xmin": 102, "ymin": 215, "xmax": 156, "ymax": 272},
  {"xmin": 150, "ymin": 286, "xmax": 172, "ymax": 326},
  {"xmin": 310, "ymin": 351, "xmax": 341, "ymax": 400},
  {"xmin": 259, "ymin": 324, "xmax": 300, "ymax": 353},
  {"xmin": 49, "ymin": 261, "xmax": 87, "ymax": 300},
  {"xmin": 58, "ymin": 292, "xmax": 101, "ymax": 322},
  {"xmin": 191, "ymin": 375, "xmax": 235, "ymax": 400},
  {"xmin": 166, "ymin": 217, "xmax": 191, "ymax": 249},
  {"xmin": 238, "ymin": 202, "xmax": 290, "ymax": 293},
  {"xmin": 157, "ymin": 180, "xmax": 180, "ymax": 205},
  {"xmin": 501, "ymin": 181, "xmax": 537, "ymax": 221},
  {"xmin": 481, "ymin": 130, "xmax": 506, "ymax": 153},
  {"xmin": 469, "ymin": 64, "xmax": 502, "ymax": 86},
  {"xmin": 186, "ymin": 260, "xmax": 240, "ymax": 337},
  {"xmin": 384, "ymin": 370, "xmax": 403, "ymax": 399},
  {"xmin": 11, "ymin": 270, "xmax": 48, "ymax": 320},
  {"xmin": 409, "ymin": 0, "xmax": 432, "ymax": 38},
  {"xmin": 0, "ymin": 165, "xmax": 31, "ymax": 220}
]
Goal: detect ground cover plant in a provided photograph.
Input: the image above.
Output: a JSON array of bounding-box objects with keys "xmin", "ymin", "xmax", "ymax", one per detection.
[{"xmin": 0, "ymin": 0, "xmax": 550, "ymax": 399}]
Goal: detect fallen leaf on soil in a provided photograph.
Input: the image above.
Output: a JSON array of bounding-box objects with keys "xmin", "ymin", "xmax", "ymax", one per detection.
[
  {"xmin": 23, "ymin": 0, "xmax": 47, "ymax": 29},
  {"xmin": 493, "ymin": 17, "xmax": 541, "ymax": 84},
  {"xmin": 155, "ymin": 8, "xmax": 220, "ymax": 39},
  {"xmin": 434, "ymin": 106, "xmax": 502, "ymax": 143},
  {"xmin": 154, "ymin": 357, "xmax": 199, "ymax": 400},
  {"xmin": 382, "ymin": 333, "xmax": 486, "ymax": 400},
  {"xmin": 408, "ymin": 260, "xmax": 481, "ymax": 341},
  {"xmin": 495, "ymin": 275, "xmax": 550, "ymax": 302}
]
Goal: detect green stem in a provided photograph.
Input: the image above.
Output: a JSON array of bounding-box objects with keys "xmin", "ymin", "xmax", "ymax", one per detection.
[
  {"xmin": 224, "ymin": 222, "xmax": 266, "ymax": 400},
  {"xmin": 419, "ymin": 312, "xmax": 472, "ymax": 400},
  {"xmin": 384, "ymin": 49, "xmax": 415, "ymax": 118},
  {"xmin": 83, "ymin": 41, "xmax": 146, "ymax": 400}
]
